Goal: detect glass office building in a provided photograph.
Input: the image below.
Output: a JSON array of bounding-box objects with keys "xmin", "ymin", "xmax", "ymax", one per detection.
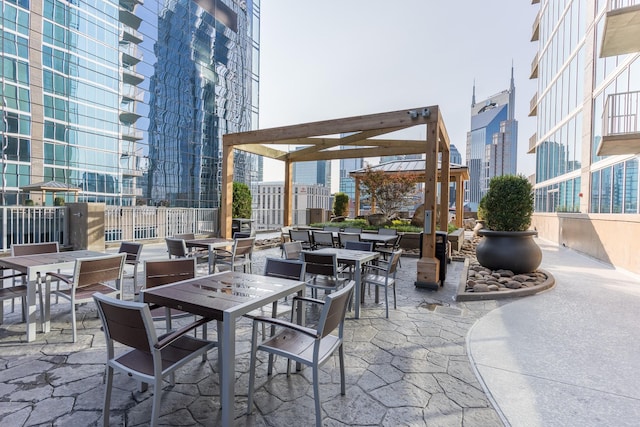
[
  {"xmin": 465, "ymin": 71, "xmax": 518, "ymax": 207},
  {"xmin": 529, "ymin": 0, "xmax": 640, "ymax": 273},
  {"xmin": 0, "ymin": 0, "xmax": 259, "ymax": 207}
]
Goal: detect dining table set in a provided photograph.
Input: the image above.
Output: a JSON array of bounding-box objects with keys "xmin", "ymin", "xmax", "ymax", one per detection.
[{"xmin": 0, "ymin": 231, "xmax": 399, "ymax": 425}]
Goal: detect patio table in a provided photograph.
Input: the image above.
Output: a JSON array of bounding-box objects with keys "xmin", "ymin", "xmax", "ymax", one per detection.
[
  {"xmin": 0, "ymin": 250, "xmax": 105, "ymax": 341},
  {"xmin": 184, "ymin": 237, "xmax": 233, "ymax": 273},
  {"xmin": 313, "ymin": 247, "xmax": 379, "ymax": 319},
  {"xmin": 141, "ymin": 270, "xmax": 305, "ymax": 426},
  {"xmin": 359, "ymin": 233, "xmax": 397, "ymax": 249}
]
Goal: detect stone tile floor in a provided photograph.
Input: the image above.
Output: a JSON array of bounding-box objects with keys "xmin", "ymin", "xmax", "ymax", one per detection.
[{"xmin": 0, "ymin": 246, "xmax": 506, "ymax": 426}]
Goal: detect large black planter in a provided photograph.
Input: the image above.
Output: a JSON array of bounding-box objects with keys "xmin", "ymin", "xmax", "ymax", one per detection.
[{"xmin": 476, "ymin": 229, "xmax": 542, "ymax": 274}]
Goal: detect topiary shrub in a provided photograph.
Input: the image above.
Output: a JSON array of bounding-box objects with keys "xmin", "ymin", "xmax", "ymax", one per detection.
[
  {"xmin": 24, "ymin": 199, "xmax": 34, "ymax": 206},
  {"xmin": 232, "ymin": 182, "xmax": 252, "ymax": 219},
  {"xmin": 333, "ymin": 192, "xmax": 349, "ymax": 217},
  {"xmin": 54, "ymin": 197, "xmax": 65, "ymax": 206},
  {"xmin": 483, "ymin": 174, "xmax": 534, "ymax": 232}
]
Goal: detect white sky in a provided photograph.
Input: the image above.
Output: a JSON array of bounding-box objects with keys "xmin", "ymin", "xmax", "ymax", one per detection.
[{"xmin": 257, "ymin": 1, "xmax": 539, "ymax": 191}]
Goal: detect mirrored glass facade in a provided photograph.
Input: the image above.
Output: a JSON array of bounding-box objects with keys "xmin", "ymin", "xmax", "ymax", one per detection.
[
  {"xmin": 0, "ymin": 0, "xmax": 259, "ymax": 207},
  {"xmin": 532, "ymin": 0, "xmax": 639, "ymax": 214}
]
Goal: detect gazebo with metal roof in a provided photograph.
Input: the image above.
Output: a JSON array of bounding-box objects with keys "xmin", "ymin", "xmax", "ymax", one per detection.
[
  {"xmin": 349, "ymin": 159, "xmax": 469, "ymax": 228},
  {"xmin": 222, "ymin": 106, "xmax": 454, "ymax": 286},
  {"xmin": 20, "ymin": 180, "xmax": 81, "ymax": 204}
]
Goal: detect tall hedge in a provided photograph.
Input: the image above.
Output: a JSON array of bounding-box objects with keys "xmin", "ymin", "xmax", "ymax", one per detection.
[
  {"xmin": 333, "ymin": 192, "xmax": 349, "ymax": 217},
  {"xmin": 232, "ymin": 182, "xmax": 252, "ymax": 219}
]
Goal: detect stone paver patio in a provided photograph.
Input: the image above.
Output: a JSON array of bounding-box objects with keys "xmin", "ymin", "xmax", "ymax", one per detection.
[{"xmin": 0, "ymin": 244, "xmax": 506, "ymax": 426}]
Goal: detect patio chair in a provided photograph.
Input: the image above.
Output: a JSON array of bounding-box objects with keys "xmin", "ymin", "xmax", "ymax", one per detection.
[
  {"xmin": 283, "ymin": 241, "xmax": 303, "ymax": 260},
  {"xmin": 46, "ymin": 253, "xmax": 125, "ymax": 342},
  {"xmin": 118, "ymin": 241, "xmax": 143, "ymax": 295},
  {"xmin": 143, "ymin": 258, "xmax": 201, "ymax": 335},
  {"xmin": 342, "ymin": 241, "xmax": 374, "ymax": 280},
  {"xmin": 311, "ymin": 230, "xmax": 335, "ymax": 250},
  {"xmin": 0, "ymin": 268, "xmax": 28, "ymax": 325},
  {"xmin": 247, "ymin": 281, "xmax": 355, "ymax": 427},
  {"xmin": 93, "ymin": 293, "xmax": 218, "ymax": 427},
  {"xmin": 289, "ymin": 229, "xmax": 313, "ymax": 250},
  {"xmin": 302, "ymin": 251, "xmax": 348, "ymax": 298},
  {"xmin": 361, "ymin": 250, "xmax": 402, "ymax": 318},
  {"xmin": 11, "ymin": 242, "xmax": 61, "ymax": 308},
  {"xmin": 377, "ymin": 233, "xmax": 403, "ymax": 267},
  {"xmin": 344, "ymin": 227, "xmax": 362, "ymax": 234},
  {"xmin": 165, "ymin": 237, "xmax": 208, "ymax": 269},
  {"xmin": 323, "ymin": 226, "xmax": 341, "ymax": 233},
  {"xmin": 338, "ymin": 232, "xmax": 360, "ymax": 248},
  {"xmin": 212, "ymin": 237, "xmax": 255, "ymax": 273}
]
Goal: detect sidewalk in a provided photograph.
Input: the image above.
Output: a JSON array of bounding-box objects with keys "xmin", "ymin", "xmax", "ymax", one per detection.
[{"xmin": 468, "ymin": 238, "xmax": 640, "ymax": 427}]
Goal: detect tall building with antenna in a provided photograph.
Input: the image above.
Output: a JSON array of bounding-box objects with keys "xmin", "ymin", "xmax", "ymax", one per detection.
[{"xmin": 465, "ymin": 68, "xmax": 518, "ymax": 206}]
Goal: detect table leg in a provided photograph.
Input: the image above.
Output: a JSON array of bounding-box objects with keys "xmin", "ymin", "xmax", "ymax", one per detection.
[
  {"xmin": 42, "ymin": 275, "xmax": 51, "ymax": 333},
  {"xmin": 354, "ymin": 260, "xmax": 361, "ymax": 319},
  {"xmin": 208, "ymin": 245, "xmax": 214, "ymax": 274},
  {"xmin": 26, "ymin": 278, "xmax": 37, "ymax": 342},
  {"xmin": 220, "ymin": 312, "xmax": 235, "ymax": 426}
]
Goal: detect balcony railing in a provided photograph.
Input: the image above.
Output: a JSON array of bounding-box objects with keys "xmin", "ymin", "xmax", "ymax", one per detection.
[
  {"xmin": 600, "ymin": 0, "xmax": 640, "ymax": 57},
  {"xmin": 530, "ymin": 52, "xmax": 539, "ymax": 79},
  {"xmin": 0, "ymin": 207, "xmax": 67, "ymax": 251},
  {"xmin": 598, "ymin": 91, "xmax": 640, "ymax": 155},
  {"xmin": 531, "ymin": 10, "xmax": 540, "ymax": 41},
  {"xmin": 528, "ymin": 132, "xmax": 538, "ymax": 154},
  {"xmin": 529, "ymin": 92, "xmax": 538, "ymax": 117}
]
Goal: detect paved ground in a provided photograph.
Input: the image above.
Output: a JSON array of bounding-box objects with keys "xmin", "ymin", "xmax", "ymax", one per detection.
[{"xmin": 2, "ymin": 236, "xmax": 638, "ymax": 426}]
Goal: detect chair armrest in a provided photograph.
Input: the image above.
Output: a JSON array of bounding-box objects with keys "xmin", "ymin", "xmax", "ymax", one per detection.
[
  {"xmin": 291, "ymin": 295, "xmax": 325, "ymax": 306},
  {"xmin": 251, "ymin": 315, "xmax": 319, "ymax": 338},
  {"xmin": 155, "ymin": 316, "xmax": 214, "ymax": 349},
  {"xmin": 0, "ymin": 271, "xmax": 26, "ymax": 280},
  {"xmin": 45, "ymin": 271, "xmax": 73, "ymax": 284},
  {"xmin": 364, "ymin": 264, "xmax": 387, "ymax": 273}
]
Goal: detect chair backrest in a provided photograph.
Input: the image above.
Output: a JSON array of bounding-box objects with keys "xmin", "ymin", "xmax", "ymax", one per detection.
[
  {"xmin": 323, "ymin": 226, "xmax": 340, "ymax": 233},
  {"xmin": 289, "ymin": 229, "xmax": 311, "ymax": 243},
  {"xmin": 387, "ymin": 250, "xmax": 403, "ymax": 274},
  {"xmin": 280, "ymin": 226, "xmax": 293, "ymax": 243},
  {"xmin": 338, "ymin": 232, "xmax": 360, "ymax": 247},
  {"xmin": 173, "ymin": 233, "xmax": 195, "ymax": 240},
  {"xmin": 344, "ymin": 241, "xmax": 373, "ymax": 251},
  {"xmin": 283, "ymin": 241, "xmax": 303, "ymax": 260},
  {"xmin": 94, "ymin": 293, "xmax": 155, "ymax": 353},
  {"xmin": 11, "ymin": 242, "xmax": 59, "ymax": 256},
  {"xmin": 165, "ymin": 237, "xmax": 189, "ymax": 258},
  {"xmin": 145, "ymin": 258, "xmax": 196, "ymax": 289},
  {"xmin": 74, "ymin": 253, "xmax": 126, "ymax": 290},
  {"xmin": 302, "ymin": 252, "xmax": 338, "ymax": 276},
  {"xmin": 118, "ymin": 241, "xmax": 143, "ymax": 264},
  {"xmin": 233, "ymin": 237, "xmax": 255, "ymax": 256},
  {"xmin": 233, "ymin": 232, "xmax": 251, "ymax": 239},
  {"xmin": 344, "ymin": 227, "xmax": 362, "ymax": 234},
  {"xmin": 317, "ymin": 281, "xmax": 355, "ymax": 339},
  {"xmin": 378, "ymin": 228, "xmax": 397, "ymax": 236},
  {"xmin": 264, "ymin": 258, "xmax": 305, "ymax": 281},
  {"xmin": 312, "ymin": 231, "xmax": 334, "ymax": 246}
]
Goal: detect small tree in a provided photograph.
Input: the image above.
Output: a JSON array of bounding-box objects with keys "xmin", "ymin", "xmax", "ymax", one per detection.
[
  {"xmin": 232, "ymin": 182, "xmax": 252, "ymax": 218},
  {"xmin": 333, "ymin": 192, "xmax": 349, "ymax": 217},
  {"xmin": 358, "ymin": 165, "xmax": 421, "ymax": 218},
  {"xmin": 483, "ymin": 174, "xmax": 534, "ymax": 231}
]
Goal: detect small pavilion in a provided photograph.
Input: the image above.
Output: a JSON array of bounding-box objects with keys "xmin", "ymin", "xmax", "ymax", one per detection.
[
  {"xmin": 222, "ymin": 106, "xmax": 455, "ymax": 286},
  {"xmin": 349, "ymin": 159, "xmax": 469, "ymax": 228},
  {"xmin": 20, "ymin": 180, "xmax": 81, "ymax": 204}
]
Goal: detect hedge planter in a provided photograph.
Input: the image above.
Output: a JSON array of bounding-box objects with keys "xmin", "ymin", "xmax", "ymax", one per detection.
[{"xmin": 476, "ymin": 229, "xmax": 542, "ymax": 274}]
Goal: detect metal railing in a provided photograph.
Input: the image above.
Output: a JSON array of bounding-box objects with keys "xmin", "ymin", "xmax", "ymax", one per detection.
[
  {"xmin": 252, "ymin": 209, "xmax": 311, "ymax": 230},
  {"xmin": 104, "ymin": 207, "xmax": 219, "ymax": 242},
  {"xmin": 0, "ymin": 207, "xmax": 67, "ymax": 251},
  {"xmin": 603, "ymin": 91, "xmax": 640, "ymax": 137},
  {"xmin": 609, "ymin": 0, "xmax": 640, "ymax": 10}
]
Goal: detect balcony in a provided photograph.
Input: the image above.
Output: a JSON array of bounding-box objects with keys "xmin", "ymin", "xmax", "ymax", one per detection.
[
  {"xmin": 529, "ymin": 92, "xmax": 538, "ymax": 117},
  {"xmin": 120, "ymin": 43, "xmax": 143, "ymax": 65},
  {"xmin": 530, "ymin": 52, "xmax": 539, "ymax": 79},
  {"xmin": 600, "ymin": 0, "xmax": 640, "ymax": 57},
  {"xmin": 528, "ymin": 132, "xmax": 537, "ymax": 154},
  {"xmin": 121, "ymin": 67, "xmax": 144, "ymax": 85},
  {"xmin": 531, "ymin": 10, "xmax": 540, "ymax": 41},
  {"xmin": 531, "ymin": 0, "xmax": 540, "ymax": 3},
  {"xmin": 121, "ymin": 125, "xmax": 143, "ymax": 141},
  {"xmin": 597, "ymin": 91, "xmax": 640, "ymax": 155},
  {"xmin": 119, "ymin": 0, "xmax": 143, "ymax": 12},
  {"xmin": 122, "ymin": 185, "xmax": 143, "ymax": 196},
  {"xmin": 121, "ymin": 167, "xmax": 143, "ymax": 177},
  {"xmin": 119, "ymin": 8, "xmax": 142, "ymax": 30},
  {"xmin": 120, "ymin": 25, "xmax": 143, "ymax": 45},
  {"xmin": 121, "ymin": 84, "xmax": 144, "ymax": 102}
]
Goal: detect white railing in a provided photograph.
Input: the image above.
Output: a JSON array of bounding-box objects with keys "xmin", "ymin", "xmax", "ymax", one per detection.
[
  {"xmin": 610, "ymin": 0, "xmax": 640, "ymax": 10},
  {"xmin": 104, "ymin": 207, "xmax": 219, "ymax": 242},
  {"xmin": 0, "ymin": 207, "xmax": 67, "ymax": 252},
  {"xmin": 603, "ymin": 91, "xmax": 640, "ymax": 137}
]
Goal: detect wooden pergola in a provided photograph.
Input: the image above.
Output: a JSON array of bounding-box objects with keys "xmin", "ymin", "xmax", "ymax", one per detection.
[
  {"xmin": 222, "ymin": 106, "xmax": 452, "ymax": 285},
  {"xmin": 349, "ymin": 160, "xmax": 469, "ymax": 229}
]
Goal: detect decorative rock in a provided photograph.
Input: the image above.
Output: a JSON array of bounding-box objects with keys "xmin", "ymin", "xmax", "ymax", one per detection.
[
  {"xmin": 495, "ymin": 269, "xmax": 515, "ymax": 277},
  {"xmin": 505, "ymin": 281, "xmax": 522, "ymax": 289},
  {"xmin": 487, "ymin": 285, "xmax": 499, "ymax": 291},
  {"xmin": 473, "ymin": 283, "xmax": 490, "ymax": 292}
]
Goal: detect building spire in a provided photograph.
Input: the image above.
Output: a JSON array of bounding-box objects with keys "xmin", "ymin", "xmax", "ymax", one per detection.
[
  {"xmin": 510, "ymin": 61, "xmax": 515, "ymax": 92},
  {"xmin": 472, "ymin": 79, "xmax": 476, "ymax": 107}
]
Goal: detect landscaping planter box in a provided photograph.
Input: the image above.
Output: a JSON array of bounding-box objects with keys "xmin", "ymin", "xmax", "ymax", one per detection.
[{"xmin": 447, "ymin": 229, "xmax": 464, "ymax": 252}]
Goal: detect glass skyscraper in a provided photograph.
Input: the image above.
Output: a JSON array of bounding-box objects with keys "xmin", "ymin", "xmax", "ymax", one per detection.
[
  {"xmin": 0, "ymin": 0, "xmax": 259, "ymax": 207},
  {"xmin": 465, "ymin": 70, "xmax": 518, "ymax": 207},
  {"xmin": 292, "ymin": 146, "xmax": 331, "ymax": 188}
]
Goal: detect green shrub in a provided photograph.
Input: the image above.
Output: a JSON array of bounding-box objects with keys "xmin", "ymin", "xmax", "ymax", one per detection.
[
  {"xmin": 333, "ymin": 192, "xmax": 349, "ymax": 217},
  {"xmin": 24, "ymin": 199, "xmax": 34, "ymax": 206},
  {"xmin": 54, "ymin": 197, "xmax": 65, "ymax": 206},
  {"xmin": 232, "ymin": 182, "xmax": 252, "ymax": 218},
  {"xmin": 483, "ymin": 175, "xmax": 534, "ymax": 232}
]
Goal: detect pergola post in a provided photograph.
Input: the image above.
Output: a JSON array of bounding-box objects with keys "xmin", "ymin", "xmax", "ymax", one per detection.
[
  {"xmin": 354, "ymin": 177, "xmax": 361, "ymax": 217},
  {"xmin": 220, "ymin": 141, "xmax": 234, "ymax": 238},
  {"xmin": 455, "ymin": 174, "xmax": 464, "ymax": 228},
  {"xmin": 439, "ymin": 136, "xmax": 450, "ymax": 234},
  {"xmin": 416, "ymin": 117, "xmax": 440, "ymax": 287},
  {"xmin": 283, "ymin": 159, "xmax": 293, "ymax": 226}
]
